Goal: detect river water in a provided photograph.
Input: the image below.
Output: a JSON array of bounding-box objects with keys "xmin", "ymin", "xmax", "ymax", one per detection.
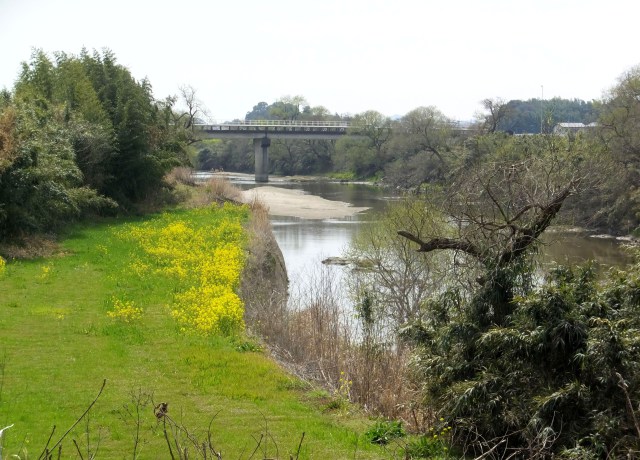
[{"xmin": 212, "ymin": 174, "xmax": 634, "ymax": 288}]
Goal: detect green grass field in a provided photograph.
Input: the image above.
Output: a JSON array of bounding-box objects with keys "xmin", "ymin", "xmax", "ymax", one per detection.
[{"xmin": 0, "ymin": 205, "xmax": 389, "ymax": 459}]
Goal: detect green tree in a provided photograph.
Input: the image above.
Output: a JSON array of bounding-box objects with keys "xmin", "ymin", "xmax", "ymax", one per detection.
[
  {"xmin": 397, "ymin": 146, "xmax": 621, "ymax": 456},
  {"xmin": 385, "ymin": 106, "xmax": 456, "ymax": 189},
  {"xmin": 0, "ymin": 98, "xmax": 114, "ymax": 235},
  {"xmin": 598, "ymin": 65, "xmax": 640, "ymax": 234},
  {"xmin": 268, "ymin": 95, "xmax": 309, "ymax": 120},
  {"xmin": 333, "ymin": 110, "xmax": 392, "ymax": 178},
  {"xmin": 77, "ymin": 50, "xmax": 188, "ymax": 204}
]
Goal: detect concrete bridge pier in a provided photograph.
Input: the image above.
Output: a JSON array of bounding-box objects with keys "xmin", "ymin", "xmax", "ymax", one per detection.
[{"xmin": 254, "ymin": 136, "xmax": 271, "ymax": 182}]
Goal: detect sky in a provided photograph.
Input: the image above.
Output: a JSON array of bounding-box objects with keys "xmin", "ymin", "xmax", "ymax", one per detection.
[{"xmin": 2, "ymin": 0, "xmax": 640, "ymax": 122}]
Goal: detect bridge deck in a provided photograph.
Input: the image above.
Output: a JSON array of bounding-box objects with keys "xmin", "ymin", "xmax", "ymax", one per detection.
[
  {"xmin": 195, "ymin": 120, "xmax": 352, "ymax": 139},
  {"xmin": 194, "ymin": 119, "xmax": 471, "ymax": 140}
]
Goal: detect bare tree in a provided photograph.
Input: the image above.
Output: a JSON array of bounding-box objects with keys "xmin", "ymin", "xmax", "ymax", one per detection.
[
  {"xmin": 397, "ymin": 143, "xmax": 594, "ymax": 325},
  {"xmin": 177, "ymin": 85, "xmax": 209, "ymax": 129},
  {"xmin": 478, "ymin": 98, "xmax": 510, "ymax": 134},
  {"xmin": 346, "ymin": 198, "xmax": 450, "ymax": 329}
]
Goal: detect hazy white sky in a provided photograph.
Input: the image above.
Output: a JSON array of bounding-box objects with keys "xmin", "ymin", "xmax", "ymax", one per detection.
[{"xmin": 2, "ymin": 0, "xmax": 639, "ymax": 121}]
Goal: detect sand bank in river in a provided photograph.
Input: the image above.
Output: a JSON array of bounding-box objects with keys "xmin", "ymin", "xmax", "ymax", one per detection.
[{"xmin": 239, "ymin": 186, "xmax": 369, "ymax": 219}]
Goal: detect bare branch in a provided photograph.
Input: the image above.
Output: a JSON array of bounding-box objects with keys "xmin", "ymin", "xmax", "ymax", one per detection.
[
  {"xmin": 38, "ymin": 379, "xmax": 107, "ymax": 460},
  {"xmin": 397, "ymin": 231, "xmax": 485, "ymax": 261}
]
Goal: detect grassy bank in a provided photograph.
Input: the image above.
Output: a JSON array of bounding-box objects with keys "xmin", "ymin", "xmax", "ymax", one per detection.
[{"xmin": 0, "ymin": 203, "xmax": 386, "ymax": 458}]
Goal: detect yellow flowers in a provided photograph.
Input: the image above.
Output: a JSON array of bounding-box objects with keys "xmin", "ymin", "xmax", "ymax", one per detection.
[
  {"xmin": 0, "ymin": 256, "xmax": 5, "ymax": 276},
  {"xmin": 38, "ymin": 263, "xmax": 53, "ymax": 280},
  {"xmin": 115, "ymin": 203, "xmax": 248, "ymax": 335},
  {"xmin": 107, "ymin": 297, "xmax": 143, "ymax": 322}
]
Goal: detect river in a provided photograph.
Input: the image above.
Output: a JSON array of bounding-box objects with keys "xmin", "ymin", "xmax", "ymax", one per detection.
[{"xmin": 203, "ymin": 173, "xmax": 634, "ymax": 289}]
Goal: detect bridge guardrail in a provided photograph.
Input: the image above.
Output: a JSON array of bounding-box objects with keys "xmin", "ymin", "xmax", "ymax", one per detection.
[
  {"xmin": 195, "ymin": 120, "xmax": 352, "ymax": 130},
  {"xmin": 194, "ymin": 119, "xmax": 471, "ymax": 132}
]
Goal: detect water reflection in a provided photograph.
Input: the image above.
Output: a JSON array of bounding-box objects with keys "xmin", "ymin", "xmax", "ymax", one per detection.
[{"xmin": 270, "ymin": 215, "xmax": 360, "ymax": 282}]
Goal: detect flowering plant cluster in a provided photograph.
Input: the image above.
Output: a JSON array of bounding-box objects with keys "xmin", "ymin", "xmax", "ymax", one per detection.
[
  {"xmin": 107, "ymin": 297, "xmax": 143, "ymax": 322},
  {"xmin": 0, "ymin": 256, "xmax": 5, "ymax": 275},
  {"xmin": 117, "ymin": 204, "xmax": 248, "ymax": 335}
]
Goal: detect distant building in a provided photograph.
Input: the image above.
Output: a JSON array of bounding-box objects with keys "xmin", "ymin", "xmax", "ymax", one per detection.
[{"xmin": 553, "ymin": 122, "xmax": 598, "ymax": 135}]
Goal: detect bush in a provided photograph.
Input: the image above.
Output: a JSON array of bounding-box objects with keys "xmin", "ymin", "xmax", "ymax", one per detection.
[
  {"xmin": 364, "ymin": 419, "xmax": 405, "ymax": 445},
  {"xmin": 407, "ymin": 257, "xmax": 640, "ymax": 458},
  {"xmin": 404, "ymin": 435, "xmax": 450, "ymax": 459}
]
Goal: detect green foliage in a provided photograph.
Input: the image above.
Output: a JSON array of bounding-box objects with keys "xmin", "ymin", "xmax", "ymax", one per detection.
[
  {"xmin": 0, "ymin": 96, "xmax": 116, "ymax": 234},
  {"xmin": 404, "ymin": 433, "xmax": 452, "ymax": 459},
  {"xmin": 0, "ymin": 48, "xmax": 192, "ymax": 239},
  {"xmin": 598, "ymin": 65, "xmax": 640, "ymax": 233},
  {"xmin": 408, "ymin": 257, "xmax": 640, "ymax": 457},
  {"xmin": 496, "ymin": 98, "xmax": 598, "ymax": 134},
  {"xmin": 364, "ymin": 419, "xmax": 405, "ymax": 445},
  {"xmin": 384, "ymin": 106, "xmax": 454, "ymax": 188}
]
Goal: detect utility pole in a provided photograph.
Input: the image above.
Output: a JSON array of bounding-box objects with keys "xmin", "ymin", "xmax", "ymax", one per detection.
[{"xmin": 540, "ymin": 85, "xmax": 544, "ymax": 134}]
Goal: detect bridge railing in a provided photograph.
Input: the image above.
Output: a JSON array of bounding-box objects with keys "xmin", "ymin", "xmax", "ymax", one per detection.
[
  {"xmin": 194, "ymin": 119, "xmax": 472, "ymax": 132},
  {"xmin": 195, "ymin": 120, "xmax": 352, "ymax": 129}
]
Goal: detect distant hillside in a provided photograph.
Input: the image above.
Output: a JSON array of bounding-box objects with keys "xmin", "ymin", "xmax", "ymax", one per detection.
[{"xmin": 498, "ymin": 98, "xmax": 599, "ymax": 134}]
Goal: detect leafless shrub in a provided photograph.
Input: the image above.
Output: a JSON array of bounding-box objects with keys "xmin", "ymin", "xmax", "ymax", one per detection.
[
  {"xmin": 190, "ymin": 177, "xmax": 243, "ymax": 207},
  {"xmin": 165, "ymin": 166, "xmax": 196, "ymax": 186},
  {"xmin": 153, "ymin": 402, "xmax": 305, "ymax": 460}
]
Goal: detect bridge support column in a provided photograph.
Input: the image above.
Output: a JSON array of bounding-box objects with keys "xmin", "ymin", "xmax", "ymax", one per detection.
[{"xmin": 254, "ymin": 136, "xmax": 270, "ymax": 182}]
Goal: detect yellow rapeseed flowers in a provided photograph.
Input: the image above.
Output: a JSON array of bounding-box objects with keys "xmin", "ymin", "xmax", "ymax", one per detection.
[
  {"xmin": 115, "ymin": 203, "xmax": 248, "ymax": 335},
  {"xmin": 107, "ymin": 297, "xmax": 143, "ymax": 322}
]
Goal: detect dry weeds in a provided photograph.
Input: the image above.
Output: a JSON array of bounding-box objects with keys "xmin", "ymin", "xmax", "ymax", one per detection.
[
  {"xmin": 187, "ymin": 177, "xmax": 244, "ymax": 207},
  {"xmin": 165, "ymin": 166, "xmax": 197, "ymax": 186},
  {"xmin": 0, "ymin": 234, "xmax": 64, "ymax": 260}
]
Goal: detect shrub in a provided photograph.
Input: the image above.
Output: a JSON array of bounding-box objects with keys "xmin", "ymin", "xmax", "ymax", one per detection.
[
  {"xmin": 364, "ymin": 419, "xmax": 405, "ymax": 445},
  {"xmin": 404, "ymin": 436, "xmax": 450, "ymax": 459}
]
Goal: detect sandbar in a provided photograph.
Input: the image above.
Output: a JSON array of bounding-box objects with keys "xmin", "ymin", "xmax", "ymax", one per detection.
[{"xmin": 240, "ymin": 186, "xmax": 369, "ymax": 219}]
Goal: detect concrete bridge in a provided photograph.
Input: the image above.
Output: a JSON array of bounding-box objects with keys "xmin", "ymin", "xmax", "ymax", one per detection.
[
  {"xmin": 194, "ymin": 119, "xmax": 471, "ymax": 182},
  {"xmin": 195, "ymin": 120, "xmax": 355, "ymax": 182}
]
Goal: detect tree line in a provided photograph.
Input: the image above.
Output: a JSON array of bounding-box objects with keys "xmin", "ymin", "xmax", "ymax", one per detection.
[{"xmin": 0, "ymin": 49, "xmax": 195, "ymax": 239}]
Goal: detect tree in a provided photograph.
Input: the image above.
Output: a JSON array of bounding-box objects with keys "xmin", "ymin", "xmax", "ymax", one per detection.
[
  {"xmin": 477, "ymin": 97, "xmax": 510, "ymax": 133},
  {"xmin": 245, "ymin": 101, "xmax": 269, "ymax": 120},
  {"xmin": 597, "ymin": 65, "xmax": 640, "ymax": 233},
  {"xmin": 396, "ymin": 143, "xmax": 609, "ymax": 456},
  {"xmin": 268, "ymin": 95, "xmax": 308, "ymax": 120},
  {"xmin": 385, "ymin": 106, "xmax": 456, "ymax": 189},
  {"xmin": 0, "ymin": 98, "xmax": 115, "ymax": 235},
  {"xmin": 332, "ymin": 110, "xmax": 392, "ymax": 178},
  {"xmin": 346, "ymin": 198, "xmax": 448, "ymax": 331},
  {"xmin": 177, "ymin": 85, "xmax": 208, "ymax": 129}
]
